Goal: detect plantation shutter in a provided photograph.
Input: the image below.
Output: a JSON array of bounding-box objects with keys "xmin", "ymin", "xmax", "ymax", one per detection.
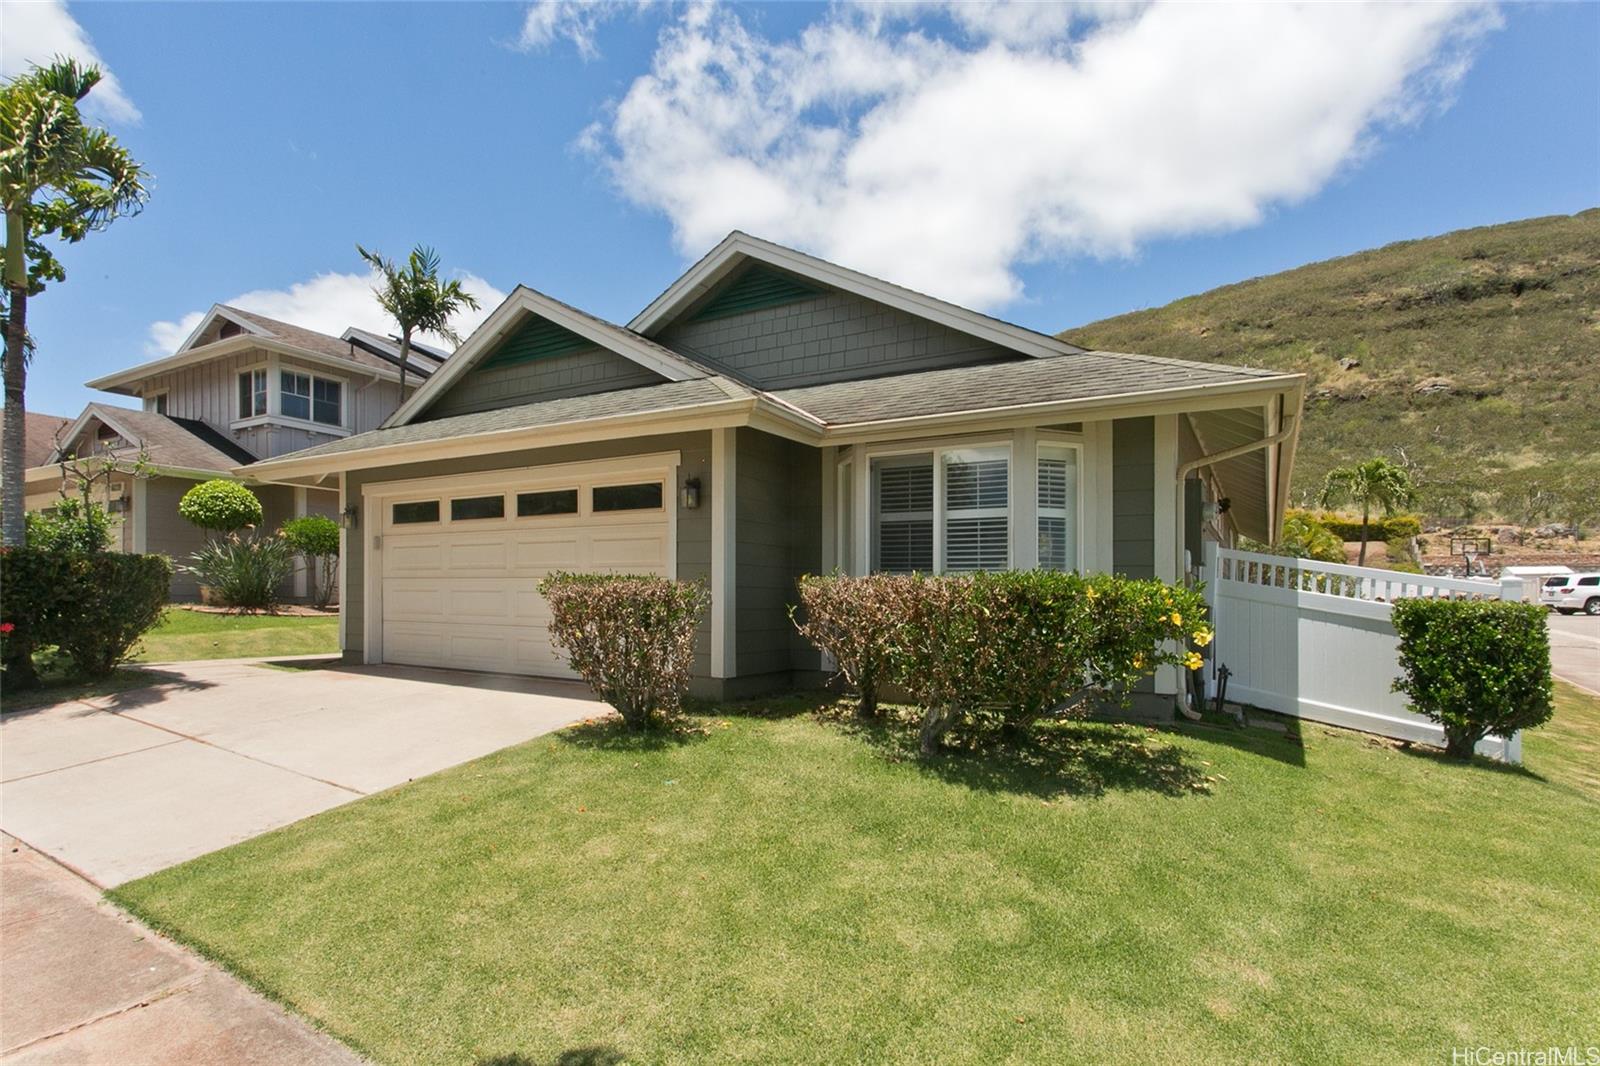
[
  {"xmin": 943, "ymin": 449, "xmax": 1009, "ymax": 573},
  {"xmin": 873, "ymin": 458, "xmax": 933, "ymax": 573},
  {"xmin": 1038, "ymin": 446, "xmax": 1079, "ymax": 571}
]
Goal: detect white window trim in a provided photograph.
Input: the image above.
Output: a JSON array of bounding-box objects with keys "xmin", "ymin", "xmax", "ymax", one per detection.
[
  {"xmin": 233, "ymin": 359, "xmax": 352, "ymax": 437},
  {"xmin": 145, "ymin": 390, "xmax": 169, "ymax": 415},
  {"xmin": 233, "ymin": 362, "xmax": 269, "ymax": 423},
  {"xmin": 860, "ymin": 435, "xmax": 1015, "ymax": 575},
  {"xmin": 842, "ymin": 430, "xmax": 1100, "ymax": 576},
  {"xmin": 1036, "ymin": 437, "xmax": 1086, "ymax": 573}
]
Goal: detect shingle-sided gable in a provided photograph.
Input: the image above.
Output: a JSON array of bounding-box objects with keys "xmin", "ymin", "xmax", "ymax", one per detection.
[
  {"xmin": 423, "ymin": 314, "xmax": 668, "ymax": 420},
  {"xmin": 655, "ymin": 267, "xmax": 1021, "ymax": 390}
]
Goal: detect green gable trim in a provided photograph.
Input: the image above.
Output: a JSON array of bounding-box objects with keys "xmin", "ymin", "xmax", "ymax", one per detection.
[
  {"xmin": 479, "ymin": 315, "xmax": 598, "ymax": 371},
  {"xmin": 689, "ymin": 265, "xmax": 825, "ymax": 323}
]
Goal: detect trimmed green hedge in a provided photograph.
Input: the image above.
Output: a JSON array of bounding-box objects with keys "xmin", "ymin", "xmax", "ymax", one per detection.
[
  {"xmin": 1390, "ymin": 598, "xmax": 1553, "ymax": 758},
  {"xmin": 1288, "ymin": 509, "xmax": 1423, "ymax": 542},
  {"xmin": 1, "ymin": 548, "xmax": 172, "ymax": 685},
  {"xmin": 794, "ymin": 571, "xmax": 1211, "ymax": 755}
]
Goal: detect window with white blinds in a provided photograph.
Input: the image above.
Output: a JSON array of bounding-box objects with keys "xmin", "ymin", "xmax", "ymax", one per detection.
[
  {"xmin": 942, "ymin": 448, "xmax": 1009, "ymax": 572},
  {"xmin": 873, "ymin": 456, "xmax": 934, "ymax": 573},
  {"xmin": 1038, "ymin": 445, "xmax": 1080, "ymax": 571}
]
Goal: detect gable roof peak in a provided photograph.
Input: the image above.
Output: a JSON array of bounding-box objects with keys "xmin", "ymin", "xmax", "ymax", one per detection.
[{"xmin": 630, "ymin": 231, "xmax": 1087, "ymax": 362}]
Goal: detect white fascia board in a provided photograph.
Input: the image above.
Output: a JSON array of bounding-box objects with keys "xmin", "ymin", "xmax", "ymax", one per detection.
[
  {"xmin": 170, "ymin": 305, "xmax": 272, "ymax": 357},
  {"xmin": 87, "ymin": 336, "xmax": 403, "ymax": 394},
  {"xmin": 384, "ymin": 287, "xmax": 704, "ymax": 430},
  {"xmin": 821, "ymin": 376, "xmax": 1307, "ymax": 446},
  {"xmin": 241, "ymin": 397, "xmax": 758, "ymax": 484},
  {"xmin": 627, "ymin": 232, "xmax": 1087, "ymax": 361}
]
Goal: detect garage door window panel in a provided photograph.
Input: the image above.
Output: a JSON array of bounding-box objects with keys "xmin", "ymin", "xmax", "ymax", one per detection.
[
  {"xmin": 517, "ymin": 489, "xmax": 580, "ymax": 517},
  {"xmin": 593, "ymin": 482, "xmax": 663, "ymax": 513},
  {"xmin": 451, "ymin": 495, "xmax": 506, "ymax": 521},
  {"xmin": 392, "ymin": 500, "xmax": 440, "ymax": 524}
]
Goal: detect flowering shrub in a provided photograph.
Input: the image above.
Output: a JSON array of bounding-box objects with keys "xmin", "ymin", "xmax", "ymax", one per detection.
[
  {"xmin": 791, "ymin": 573, "xmax": 903, "ymax": 717},
  {"xmin": 1390, "ymin": 598, "xmax": 1553, "ymax": 759},
  {"xmin": 539, "ymin": 573, "xmax": 710, "ymax": 730},
  {"xmin": 178, "ymin": 479, "xmax": 263, "ymax": 534},
  {"xmin": 279, "ymin": 515, "xmax": 340, "ymax": 608},
  {"xmin": 793, "ymin": 571, "xmax": 1212, "ymax": 756},
  {"xmin": 183, "ymin": 531, "xmax": 295, "ymax": 609},
  {"xmin": 1, "ymin": 547, "xmax": 171, "ymax": 685}
]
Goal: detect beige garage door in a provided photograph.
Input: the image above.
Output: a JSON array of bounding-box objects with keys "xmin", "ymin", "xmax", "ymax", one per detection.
[{"xmin": 371, "ymin": 462, "xmax": 674, "ymax": 678}]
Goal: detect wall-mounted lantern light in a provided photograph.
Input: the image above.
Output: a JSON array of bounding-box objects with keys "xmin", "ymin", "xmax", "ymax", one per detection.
[
  {"xmin": 340, "ymin": 503, "xmax": 359, "ymax": 530},
  {"xmin": 680, "ymin": 477, "xmax": 701, "ymax": 511}
]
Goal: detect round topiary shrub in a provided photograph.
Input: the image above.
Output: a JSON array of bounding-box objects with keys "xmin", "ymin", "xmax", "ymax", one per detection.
[
  {"xmin": 178, "ymin": 479, "xmax": 263, "ymax": 533},
  {"xmin": 279, "ymin": 515, "xmax": 341, "ymax": 608}
]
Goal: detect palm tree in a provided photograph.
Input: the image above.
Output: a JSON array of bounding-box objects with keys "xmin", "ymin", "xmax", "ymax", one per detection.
[
  {"xmin": 1318, "ymin": 457, "xmax": 1416, "ymax": 566},
  {"xmin": 2, "ymin": 58, "xmax": 148, "ymax": 545},
  {"xmin": 356, "ymin": 244, "xmax": 480, "ymax": 408}
]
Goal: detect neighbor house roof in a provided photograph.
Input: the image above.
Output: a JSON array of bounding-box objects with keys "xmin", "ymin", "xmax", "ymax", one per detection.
[
  {"xmin": 45, "ymin": 403, "xmax": 256, "ymax": 475},
  {"xmin": 261, "ymin": 377, "xmax": 753, "ymax": 471},
  {"xmin": 768, "ymin": 350, "xmax": 1289, "ymax": 427},
  {"xmin": 0, "ymin": 411, "xmax": 74, "ymax": 468},
  {"xmin": 87, "ymin": 305, "xmax": 415, "ymax": 395}
]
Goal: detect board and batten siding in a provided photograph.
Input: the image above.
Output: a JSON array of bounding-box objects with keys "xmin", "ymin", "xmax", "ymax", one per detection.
[
  {"xmin": 656, "ymin": 287, "xmax": 1018, "ymax": 390},
  {"xmin": 734, "ymin": 428, "xmax": 822, "ymax": 680},
  {"xmin": 139, "ymin": 346, "xmax": 403, "ymax": 460},
  {"xmin": 427, "ymin": 345, "xmax": 664, "ymax": 420},
  {"xmin": 342, "ymin": 431, "xmax": 713, "ymax": 677}
]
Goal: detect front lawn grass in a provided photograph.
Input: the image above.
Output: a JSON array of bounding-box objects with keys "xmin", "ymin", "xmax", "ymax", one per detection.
[
  {"xmin": 131, "ymin": 607, "xmax": 339, "ymax": 663},
  {"xmin": 112, "ymin": 685, "xmax": 1600, "ymax": 1065}
]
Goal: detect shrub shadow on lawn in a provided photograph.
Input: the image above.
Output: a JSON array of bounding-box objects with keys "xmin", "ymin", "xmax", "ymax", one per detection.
[
  {"xmin": 840, "ymin": 714, "xmax": 1215, "ymax": 800},
  {"xmin": 557, "ymin": 715, "xmax": 709, "ymax": 753},
  {"xmin": 479, "ymin": 1047, "xmax": 626, "ymax": 1066}
]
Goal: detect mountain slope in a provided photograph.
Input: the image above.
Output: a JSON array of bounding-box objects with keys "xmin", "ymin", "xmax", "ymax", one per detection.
[{"xmin": 1061, "ymin": 210, "xmax": 1600, "ymax": 516}]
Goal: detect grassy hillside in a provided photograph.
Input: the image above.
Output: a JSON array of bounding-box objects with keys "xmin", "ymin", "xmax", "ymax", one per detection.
[{"xmin": 1062, "ymin": 211, "xmax": 1600, "ymax": 522}]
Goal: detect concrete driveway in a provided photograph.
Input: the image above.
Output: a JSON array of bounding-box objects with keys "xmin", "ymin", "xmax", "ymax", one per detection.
[
  {"xmin": 1549, "ymin": 612, "xmax": 1600, "ymax": 696},
  {"xmin": 0, "ymin": 659, "xmax": 601, "ymax": 887}
]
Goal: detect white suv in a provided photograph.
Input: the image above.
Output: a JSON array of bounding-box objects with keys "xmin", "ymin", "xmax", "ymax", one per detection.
[{"xmin": 1542, "ymin": 573, "xmax": 1600, "ymax": 615}]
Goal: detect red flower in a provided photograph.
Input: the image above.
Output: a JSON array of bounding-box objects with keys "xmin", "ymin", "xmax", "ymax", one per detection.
[{"xmin": 0, "ymin": 622, "xmax": 13, "ymax": 635}]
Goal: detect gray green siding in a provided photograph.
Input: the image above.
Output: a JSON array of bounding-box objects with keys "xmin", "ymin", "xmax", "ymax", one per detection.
[
  {"xmin": 343, "ymin": 431, "xmax": 713, "ymax": 675},
  {"xmin": 734, "ymin": 429, "xmax": 822, "ymax": 678},
  {"xmin": 656, "ymin": 287, "xmax": 1016, "ymax": 389},
  {"xmin": 427, "ymin": 344, "xmax": 664, "ymax": 420},
  {"xmin": 1111, "ymin": 417, "xmax": 1156, "ymax": 580}
]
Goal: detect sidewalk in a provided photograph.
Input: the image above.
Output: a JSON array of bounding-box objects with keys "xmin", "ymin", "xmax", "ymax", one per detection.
[{"xmin": 0, "ymin": 834, "xmax": 363, "ymax": 1065}]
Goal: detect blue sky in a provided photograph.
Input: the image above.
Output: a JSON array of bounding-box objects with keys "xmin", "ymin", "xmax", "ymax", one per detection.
[{"xmin": 8, "ymin": 1, "xmax": 1597, "ymax": 418}]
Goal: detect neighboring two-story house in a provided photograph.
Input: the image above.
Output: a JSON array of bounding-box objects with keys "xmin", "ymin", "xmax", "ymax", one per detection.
[{"xmin": 24, "ymin": 305, "xmax": 447, "ymax": 600}]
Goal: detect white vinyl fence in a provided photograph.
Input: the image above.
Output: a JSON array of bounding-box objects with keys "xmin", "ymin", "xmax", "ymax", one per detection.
[{"xmin": 1203, "ymin": 543, "xmax": 1523, "ymax": 763}]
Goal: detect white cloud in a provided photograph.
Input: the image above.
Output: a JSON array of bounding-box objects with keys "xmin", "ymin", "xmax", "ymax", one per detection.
[
  {"xmin": 518, "ymin": 0, "xmax": 652, "ymax": 60},
  {"xmin": 146, "ymin": 270, "xmax": 507, "ymax": 356},
  {"xmin": 587, "ymin": 1, "xmax": 1501, "ymax": 309},
  {"xmin": 0, "ymin": 0, "xmax": 140, "ymax": 124}
]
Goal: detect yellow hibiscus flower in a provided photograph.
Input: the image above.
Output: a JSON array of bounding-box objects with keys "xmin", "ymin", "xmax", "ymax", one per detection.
[
  {"xmin": 1192, "ymin": 628, "xmax": 1213, "ymax": 647},
  {"xmin": 1183, "ymin": 651, "xmax": 1204, "ymax": 671},
  {"xmin": 1170, "ymin": 612, "xmax": 1183, "ymax": 627}
]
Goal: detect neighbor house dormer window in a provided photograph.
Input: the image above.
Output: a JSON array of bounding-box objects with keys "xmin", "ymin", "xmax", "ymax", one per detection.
[
  {"xmin": 238, "ymin": 369, "xmax": 267, "ymax": 418},
  {"xmin": 280, "ymin": 370, "xmax": 343, "ymax": 427}
]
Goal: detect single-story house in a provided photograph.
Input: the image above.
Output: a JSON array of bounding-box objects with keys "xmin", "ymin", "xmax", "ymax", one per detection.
[{"xmin": 241, "ymin": 233, "xmax": 1306, "ymax": 703}]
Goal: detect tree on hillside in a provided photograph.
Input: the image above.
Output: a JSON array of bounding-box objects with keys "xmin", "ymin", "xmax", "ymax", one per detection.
[
  {"xmin": 356, "ymin": 244, "xmax": 479, "ymax": 410},
  {"xmin": 1, "ymin": 58, "xmax": 148, "ymax": 545},
  {"xmin": 1317, "ymin": 457, "xmax": 1415, "ymax": 566}
]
